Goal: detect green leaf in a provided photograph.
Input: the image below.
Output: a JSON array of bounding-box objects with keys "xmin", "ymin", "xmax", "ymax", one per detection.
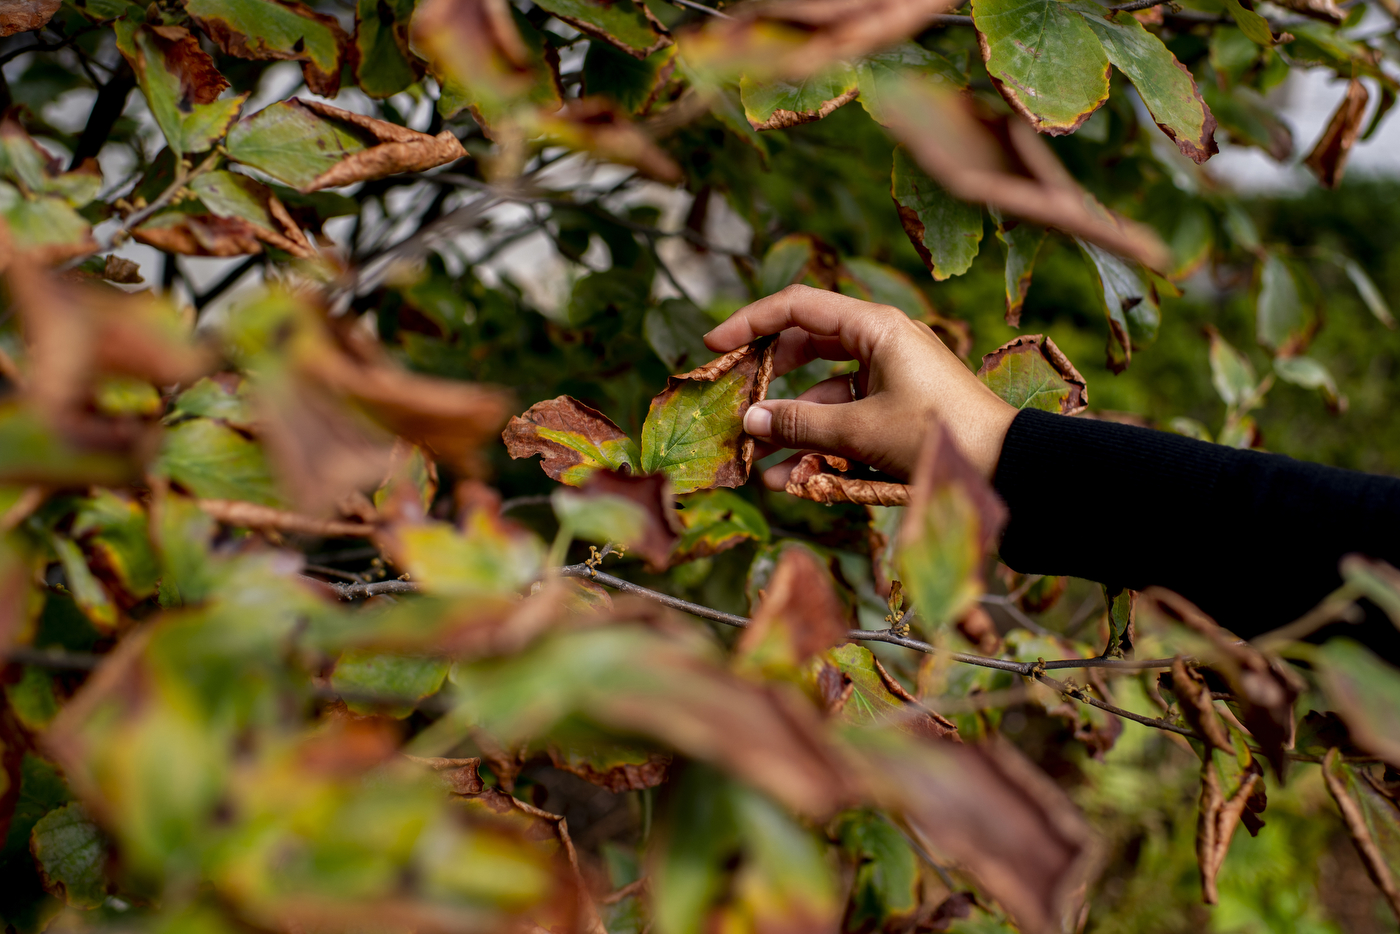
[
  {"xmin": 0, "ymin": 182, "xmax": 92, "ymax": 261},
  {"xmin": 168, "ymin": 377, "xmax": 254, "ymax": 428},
  {"xmin": 977, "ymin": 335, "xmax": 1088, "ymax": 414},
  {"xmin": 1257, "ymin": 251, "xmax": 1310, "ymax": 351},
  {"xmin": 1204, "ymin": 82, "xmax": 1293, "ymax": 161},
  {"xmin": 836, "ymin": 810, "xmax": 920, "ymax": 928},
  {"xmin": 1207, "ymin": 328, "xmax": 1257, "ymax": 408},
  {"xmin": 640, "ymin": 341, "xmax": 775, "ymax": 495},
  {"xmin": 1074, "ymin": 7, "xmax": 1217, "ymax": 163},
  {"xmin": 824, "ymin": 644, "xmax": 913, "ymax": 727},
  {"xmin": 1338, "ymin": 256, "xmax": 1396, "ymax": 328},
  {"xmin": 1321, "ymin": 751, "xmax": 1400, "ymax": 909},
  {"xmin": 114, "ymin": 21, "xmax": 246, "ymax": 155},
  {"xmin": 672, "ymin": 489, "xmax": 770, "ymax": 564},
  {"xmin": 531, "ymin": 0, "xmax": 670, "ymax": 57},
  {"xmin": 389, "ymin": 512, "xmax": 545, "ymax": 598},
  {"xmin": 184, "ymin": 0, "xmax": 347, "ymax": 96},
  {"xmin": 94, "ymin": 376, "xmax": 162, "ymax": 417},
  {"xmin": 30, "ymin": 803, "xmax": 107, "ymax": 909},
  {"xmin": 992, "ymin": 210, "xmax": 1046, "ymax": 327},
  {"xmin": 644, "ymin": 299, "xmax": 714, "ymax": 371},
  {"xmin": 188, "ymin": 171, "xmax": 294, "ymax": 240},
  {"xmin": 0, "ymin": 403, "xmax": 136, "ymax": 487},
  {"xmin": 551, "ymin": 488, "xmax": 650, "ymax": 547},
  {"xmin": 584, "ymin": 42, "xmax": 674, "ymax": 113},
  {"xmin": 758, "ymin": 234, "xmax": 815, "ymax": 295},
  {"xmin": 1, "ymin": 754, "xmax": 70, "ymax": 864},
  {"xmin": 1210, "ymin": 25, "xmax": 1261, "ymax": 87},
  {"xmin": 897, "ymin": 489, "xmax": 983, "ymax": 633},
  {"xmin": 73, "ymin": 490, "xmax": 160, "ymax": 600},
  {"xmin": 972, "ymin": 0, "xmax": 1110, "ymax": 134},
  {"xmin": 739, "ymin": 63, "xmax": 859, "ymax": 131},
  {"xmin": 1102, "ymin": 585, "xmax": 1133, "ymax": 657},
  {"xmin": 856, "ymin": 42, "xmax": 965, "ymax": 126},
  {"xmin": 1313, "ymin": 638, "xmax": 1400, "ymax": 765},
  {"xmin": 4, "ymin": 666, "xmax": 60, "ymax": 731},
  {"xmin": 49, "ymin": 534, "xmax": 117, "ymax": 630},
  {"xmin": 331, "ymin": 650, "xmax": 450, "ymax": 718},
  {"xmin": 504, "ymin": 396, "xmax": 641, "ymax": 487},
  {"xmin": 225, "ymin": 100, "xmax": 372, "ymax": 191},
  {"xmin": 839, "ymin": 257, "xmax": 935, "ymax": 319},
  {"xmin": 156, "ymin": 418, "xmax": 281, "ymax": 506},
  {"xmin": 1221, "ymin": 0, "xmax": 1277, "ymax": 47},
  {"xmin": 1273, "ymin": 355, "xmax": 1341, "ymax": 407},
  {"xmin": 891, "ymin": 146, "xmax": 982, "ymax": 281},
  {"xmin": 1077, "ymin": 238, "xmax": 1160, "ymax": 373},
  {"xmin": 353, "ymin": 0, "xmax": 419, "ymax": 98}
]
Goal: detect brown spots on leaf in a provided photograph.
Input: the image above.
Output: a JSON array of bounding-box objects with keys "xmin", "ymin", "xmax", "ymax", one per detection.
[
  {"xmin": 748, "ymin": 86, "xmax": 860, "ymax": 130},
  {"xmin": 1305, "ymin": 78, "xmax": 1370, "ymax": 189},
  {"xmin": 189, "ymin": 0, "xmax": 348, "ymax": 97},
  {"xmin": 503, "ymin": 396, "xmax": 635, "ymax": 486},
  {"xmin": 0, "ymin": 0, "xmax": 59, "ymax": 37},
  {"xmin": 148, "ymin": 25, "xmax": 230, "ymax": 106}
]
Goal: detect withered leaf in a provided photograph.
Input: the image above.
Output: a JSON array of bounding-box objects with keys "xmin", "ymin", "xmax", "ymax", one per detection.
[
  {"xmin": 1271, "ymin": 0, "xmax": 1345, "ymax": 23},
  {"xmin": 504, "ymin": 396, "xmax": 640, "ymax": 487},
  {"xmin": 976, "ymin": 334, "xmax": 1088, "ymax": 415},
  {"xmin": 823, "ymin": 643, "xmax": 959, "ymax": 741},
  {"xmin": 548, "ymin": 744, "xmax": 672, "ymax": 792},
  {"xmin": 784, "ymin": 453, "xmax": 912, "ymax": 506},
  {"xmin": 640, "ymin": 339, "xmax": 777, "ymax": 495},
  {"xmin": 1196, "ymin": 747, "xmax": 1263, "ymax": 904},
  {"xmin": 0, "ymin": 0, "xmax": 59, "ymax": 36},
  {"xmin": 1304, "ymin": 79, "xmax": 1369, "ymax": 190},
  {"xmin": 196, "ymin": 498, "xmax": 377, "ymax": 538},
  {"xmin": 536, "ymin": 97, "xmax": 681, "ymax": 183},
  {"xmin": 1171, "ymin": 657, "xmax": 1233, "ymax": 754},
  {"xmin": 405, "ymin": 755, "xmax": 486, "ymax": 796},
  {"xmin": 574, "ymin": 469, "xmax": 681, "ymax": 572},
  {"xmin": 114, "ymin": 22, "xmax": 247, "ymax": 155},
  {"xmin": 738, "ymin": 545, "xmax": 850, "ymax": 677},
  {"xmin": 853, "ymin": 731, "xmax": 1097, "ymax": 934},
  {"xmin": 1321, "ymin": 748, "xmax": 1400, "ymax": 922},
  {"xmin": 186, "ymin": 0, "xmax": 349, "ymax": 97}
]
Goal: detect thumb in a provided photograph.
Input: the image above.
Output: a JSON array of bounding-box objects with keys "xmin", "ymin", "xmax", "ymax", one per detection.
[{"xmin": 743, "ymin": 399, "xmax": 863, "ymax": 456}]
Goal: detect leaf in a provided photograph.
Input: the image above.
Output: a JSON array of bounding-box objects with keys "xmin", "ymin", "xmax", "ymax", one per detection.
[
  {"xmin": 532, "ymin": 0, "xmax": 670, "ymax": 57},
  {"xmin": 855, "ymin": 41, "xmax": 965, "ymax": 126},
  {"xmin": 0, "ymin": 0, "xmax": 58, "ymax": 36},
  {"xmin": 1207, "ymin": 326, "xmax": 1258, "ymax": 409},
  {"xmin": 1257, "ymin": 251, "xmax": 1312, "ymax": 353},
  {"xmin": 735, "ymin": 545, "xmax": 849, "ymax": 681},
  {"xmin": 877, "ymin": 74, "xmax": 1169, "ymax": 270},
  {"xmin": 1274, "ymin": 355, "xmax": 1344, "ymax": 410},
  {"xmin": 0, "ymin": 403, "xmax": 137, "ymax": 487},
  {"xmin": 0, "ymin": 115, "xmax": 102, "ymax": 206},
  {"xmin": 640, "ymin": 340, "xmax": 777, "ymax": 495},
  {"xmin": 0, "ymin": 183, "xmax": 95, "ymax": 263},
  {"xmin": 1313, "ymin": 638, "xmax": 1400, "ymax": 768},
  {"xmin": 823, "ymin": 644, "xmax": 959, "ymax": 739},
  {"xmin": 1077, "ymin": 238, "xmax": 1160, "ymax": 373},
  {"xmin": 1321, "ymin": 748, "xmax": 1400, "ymax": 921},
  {"xmin": 384, "ymin": 508, "xmax": 544, "ymax": 600},
  {"xmin": 584, "ymin": 41, "xmax": 675, "ymax": 114},
  {"xmin": 48, "ymin": 533, "xmax": 116, "ymax": 630},
  {"xmin": 114, "ymin": 21, "xmax": 247, "ymax": 155},
  {"xmin": 72, "ymin": 490, "xmax": 160, "ymax": 601},
  {"xmin": 331, "ymin": 650, "xmax": 450, "ymax": 718},
  {"xmin": 156, "ymin": 418, "xmax": 281, "ymax": 506},
  {"xmin": 976, "ymin": 334, "xmax": 1088, "ymax": 415},
  {"xmin": 897, "ymin": 420, "xmax": 1007, "ymax": 632},
  {"xmin": 891, "ymin": 145, "xmax": 982, "ymax": 281},
  {"xmin": 1170, "ymin": 657, "xmax": 1234, "ymax": 753},
  {"xmin": 1304, "ymin": 78, "xmax": 1369, "ymax": 189},
  {"xmin": 672, "ymin": 489, "xmax": 770, "ymax": 564},
  {"xmin": 1196, "ymin": 732, "xmax": 1264, "ymax": 903},
  {"xmin": 1222, "ymin": 0, "xmax": 1279, "ymax": 46},
  {"xmin": 133, "ymin": 211, "xmax": 266, "ymax": 257},
  {"xmin": 1338, "ymin": 256, "xmax": 1396, "ymax": 328},
  {"xmin": 1342, "ymin": 556, "xmax": 1400, "ymax": 625},
  {"xmin": 1204, "ymin": 82, "xmax": 1293, "ymax": 161},
  {"xmin": 29, "ymin": 802, "xmax": 107, "ymax": 909},
  {"xmin": 548, "ymin": 742, "xmax": 671, "ymax": 792},
  {"xmin": 1075, "ymin": 7, "xmax": 1217, "ymax": 163},
  {"xmin": 784, "ymin": 453, "xmax": 912, "ymax": 506},
  {"xmin": 353, "ymin": 0, "xmax": 421, "ymax": 98},
  {"xmin": 992, "ymin": 211, "xmax": 1046, "ymax": 327},
  {"xmin": 972, "ymin": 0, "xmax": 1110, "ymax": 135},
  {"xmin": 740, "ymin": 63, "xmax": 860, "ymax": 130},
  {"xmin": 504, "ymin": 396, "xmax": 640, "ymax": 486},
  {"xmin": 1102, "ymin": 585, "xmax": 1134, "ymax": 658},
  {"xmin": 534, "ymin": 97, "xmax": 682, "ymax": 183},
  {"xmin": 169, "ymin": 376, "xmax": 254, "ymax": 428},
  {"xmin": 758, "ymin": 232, "xmax": 838, "ymax": 294},
  {"xmin": 188, "ymin": 171, "xmax": 313, "ymax": 256},
  {"xmin": 5, "ymin": 666, "xmax": 59, "ymax": 730},
  {"xmin": 556, "ymin": 470, "xmax": 681, "ymax": 571},
  {"xmin": 836, "ymin": 810, "xmax": 920, "ymax": 929},
  {"xmin": 185, "ymin": 0, "xmax": 349, "ymax": 97},
  {"xmin": 851, "ymin": 730, "xmax": 1098, "ymax": 934},
  {"xmin": 226, "ymin": 99, "xmax": 466, "ymax": 193}
]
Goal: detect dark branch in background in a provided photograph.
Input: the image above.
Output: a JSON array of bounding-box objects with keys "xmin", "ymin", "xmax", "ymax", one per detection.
[
  {"xmin": 666, "ymin": 0, "xmax": 734, "ymax": 18},
  {"xmin": 195, "ymin": 254, "xmax": 262, "ymax": 310},
  {"xmin": 930, "ymin": 14, "xmax": 975, "ymax": 25},
  {"xmin": 1107, "ymin": 0, "xmax": 1176, "ymax": 12},
  {"xmin": 69, "ymin": 59, "xmax": 134, "ymax": 170},
  {"xmin": 0, "ymin": 20, "xmax": 114, "ymax": 69}
]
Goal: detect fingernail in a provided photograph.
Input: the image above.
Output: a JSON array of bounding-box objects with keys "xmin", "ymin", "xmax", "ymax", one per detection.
[{"xmin": 744, "ymin": 404, "xmax": 772, "ymax": 438}]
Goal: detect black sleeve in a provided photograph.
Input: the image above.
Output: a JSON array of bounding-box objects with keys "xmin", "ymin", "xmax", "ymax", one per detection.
[{"xmin": 991, "ymin": 407, "xmax": 1400, "ymax": 662}]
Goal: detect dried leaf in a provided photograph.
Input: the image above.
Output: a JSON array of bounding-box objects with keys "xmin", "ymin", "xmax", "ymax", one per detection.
[
  {"xmin": 186, "ymin": 0, "xmax": 349, "ymax": 96},
  {"xmin": 853, "ymin": 731, "xmax": 1098, "ymax": 934},
  {"xmin": 133, "ymin": 212, "xmax": 267, "ymax": 257},
  {"xmin": 226, "ymin": 98, "xmax": 467, "ymax": 193},
  {"xmin": 976, "ymin": 334, "xmax": 1088, "ymax": 415},
  {"xmin": 876, "ymin": 74, "xmax": 1169, "ymax": 270},
  {"xmin": 1271, "ymin": 0, "xmax": 1345, "ymax": 22},
  {"xmin": 548, "ymin": 743, "xmax": 672, "ymax": 792},
  {"xmin": 406, "ymin": 754, "xmax": 486, "ymax": 796},
  {"xmin": 1196, "ymin": 742, "xmax": 1262, "ymax": 903},
  {"xmin": 536, "ymin": 97, "xmax": 681, "ymax": 183},
  {"xmin": 1304, "ymin": 78, "xmax": 1369, "ymax": 189},
  {"xmin": 0, "ymin": 0, "xmax": 59, "ymax": 36},
  {"xmin": 504, "ymin": 396, "xmax": 640, "ymax": 486},
  {"xmin": 1171, "ymin": 657, "xmax": 1234, "ymax": 753},
  {"xmin": 785, "ymin": 453, "xmax": 912, "ymax": 506},
  {"xmin": 640, "ymin": 339, "xmax": 776, "ymax": 495},
  {"xmin": 737, "ymin": 546, "xmax": 850, "ymax": 678},
  {"xmin": 196, "ymin": 499, "xmax": 377, "ymax": 537},
  {"xmin": 1321, "ymin": 748, "xmax": 1400, "ymax": 922}
]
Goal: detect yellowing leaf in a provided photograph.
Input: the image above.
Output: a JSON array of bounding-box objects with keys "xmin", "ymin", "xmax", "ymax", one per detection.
[
  {"xmin": 503, "ymin": 396, "xmax": 640, "ymax": 486},
  {"xmin": 673, "ymin": 489, "xmax": 770, "ymax": 565},
  {"xmin": 383, "ymin": 511, "xmax": 545, "ymax": 598},
  {"xmin": 354, "ymin": 0, "xmax": 421, "ymax": 98}
]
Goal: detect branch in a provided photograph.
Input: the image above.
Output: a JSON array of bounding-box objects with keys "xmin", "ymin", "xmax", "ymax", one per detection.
[
  {"xmin": 0, "ymin": 20, "xmax": 113, "ymax": 67},
  {"xmin": 929, "ymin": 13, "xmax": 975, "ymax": 24},
  {"xmin": 1107, "ymin": 0, "xmax": 1176, "ymax": 11},
  {"xmin": 558, "ymin": 564, "xmax": 753, "ymax": 627},
  {"xmin": 666, "ymin": 0, "xmax": 733, "ymax": 18},
  {"xmin": 320, "ymin": 579, "xmax": 421, "ymax": 600},
  {"xmin": 67, "ymin": 149, "xmax": 222, "ymax": 265}
]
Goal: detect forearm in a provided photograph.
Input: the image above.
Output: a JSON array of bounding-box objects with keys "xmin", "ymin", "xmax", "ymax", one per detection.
[{"xmin": 991, "ymin": 409, "xmax": 1400, "ymax": 659}]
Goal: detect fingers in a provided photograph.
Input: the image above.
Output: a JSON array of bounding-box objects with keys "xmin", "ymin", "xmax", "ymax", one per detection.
[
  {"xmin": 761, "ymin": 452, "xmax": 807, "ymax": 492},
  {"xmin": 704, "ymin": 284, "xmax": 909, "ymax": 364},
  {"xmin": 750, "ymin": 377, "xmax": 854, "ymax": 461},
  {"xmin": 743, "ymin": 395, "xmax": 871, "ymax": 458},
  {"xmin": 770, "ymin": 328, "xmax": 852, "ymax": 378}
]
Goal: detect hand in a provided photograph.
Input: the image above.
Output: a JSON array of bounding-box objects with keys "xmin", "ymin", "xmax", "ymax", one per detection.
[{"xmin": 703, "ymin": 285, "xmax": 1018, "ymax": 489}]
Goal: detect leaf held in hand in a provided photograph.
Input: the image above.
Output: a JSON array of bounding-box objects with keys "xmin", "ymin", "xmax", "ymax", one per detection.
[
  {"xmin": 976, "ymin": 334, "xmax": 1088, "ymax": 415},
  {"xmin": 503, "ymin": 396, "xmax": 640, "ymax": 486},
  {"xmin": 640, "ymin": 340, "xmax": 777, "ymax": 495}
]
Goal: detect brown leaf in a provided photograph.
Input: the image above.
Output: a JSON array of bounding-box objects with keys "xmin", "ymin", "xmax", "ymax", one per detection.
[
  {"xmin": 1321, "ymin": 748, "xmax": 1400, "ymax": 921},
  {"xmin": 147, "ymin": 24, "xmax": 231, "ymax": 104},
  {"xmin": 196, "ymin": 498, "xmax": 377, "ymax": 538},
  {"xmin": 409, "ymin": 0, "xmax": 540, "ymax": 104},
  {"xmin": 0, "ymin": 0, "xmax": 58, "ymax": 36},
  {"xmin": 855, "ymin": 732, "xmax": 1099, "ymax": 934},
  {"xmin": 785, "ymin": 452, "xmax": 912, "ymax": 506},
  {"xmin": 290, "ymin": 99, "xmax": 467, "ymax": 192},
  {"xmin": 1142, "ymin": 589, "xmax": 1303, "ymax": 777},
  {"xmin": 405, "ymin": 754, "xmax": 486, "ymax": 796},
  {"xmin": 681, "ymin": 0, "xmax": 959, "ymax": 80},
  {"xmin": 547, "ymin": 746, "xmax": 672, "ymax": 792},
  {"xmin": 1196, "ymin": 754, "xmax": 1262, "ymax": 904},
  {"xmin": 976, "ymin": 334, "xmax": 1088, "ymax": 416},
  {"xmin": 132, "ymin": 214, "xmax": 273, "ymax": 258},
  {"xmin": 739, "ymin": 545, "xmax": 850, "ymax": 666},
  {"xmin": 1304, "ymin": 79, "xmax": 1369, "ymax": 190},
  {"xmin": 576, "ymin": 469, "xmax": 681, "ymax": 572},
  {"xmin": 881, "ymin": 79, "xmax": 1169, "ymax": 271},
  {"xmin": 1171, "ymin": 657, "xmax": 1234, "ymax": 754},
  {"xmin": 956, "ymin": 605, "xmax": 1002, "ymax": 655},
  {"xmin": 100, "ymin": 256, "xmax": 143, "ymax": 284},
  {"xmin": 537, "ymin": 97, "xmax": 682, "ymax": 184},
  {"xmin": 189, "ymin": 1, "xmax": 347, "ymax": 96},
  {"xmin": 503, "ymin": 396, "xmax": 638, "ymax": 487},
  {"xmin": 1270, "ymin": 0, "xmax": 1345, "ymax": 22}
]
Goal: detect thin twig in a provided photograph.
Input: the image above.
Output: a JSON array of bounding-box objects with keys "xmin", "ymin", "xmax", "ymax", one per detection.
[
  {"xmin": 321, "ymin": 579, "xmax": 421, "ymax": 600},
  {"xmin": 2, "ymin": 647, "xmax": 104, "ymax": 670},
  {"xmin": 1034, "ymin": 670, "xmax": 1200, "ymax": 738},
  {"xmin": 68, "ymin": 149, "xmax": 222, "ymax": 265},
  {"xmin": 666, "ymin": 0, "xmax": 733, "ymax": 18},
  {"xmin": 1108, "ymin": 0, "xmax": 1176, "ymax": 12},
  {"xmin": 558, "ymin": 564, "xmax": 753, "ymax": 627},
  {"xmin": 0, "ymin": 20, "xmax": 113, "ymax": 67},
  {"xmin": 930, "ymin": 13, "xmax": 975, "ymax": 25},
  {"xmin": 500, "ymin": 494, "xmax": 554, "ymax": 513}
]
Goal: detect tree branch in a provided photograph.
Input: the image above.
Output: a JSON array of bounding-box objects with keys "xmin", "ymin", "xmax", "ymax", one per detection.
[{"xmin": 665, "ymin": 0, "xmax": 733, "ymax": 18}]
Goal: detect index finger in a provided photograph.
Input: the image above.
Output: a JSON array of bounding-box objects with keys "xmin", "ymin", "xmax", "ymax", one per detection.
[{"xmin": 703, "ymin": 284, "xmax": 908, "ymax": 364}]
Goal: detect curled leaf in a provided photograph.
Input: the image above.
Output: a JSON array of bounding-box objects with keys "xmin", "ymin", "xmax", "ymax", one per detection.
[
  {"xmin": 503, "ymin": 396, "xmax": 640, "ymax": 486},
  {"xmin": 976, "ymin": 334, "xmax": 1088, "ymax": 415},
  {"xmin": 1170, "ymin": 657, "xmax": 1233, "ymax": 754},
  {"xmin": 1196, "ymin": 743, "xmax": 1263, "ymax": 903},
  {"xmin": 1321, "ymin": 748, "xmax": 1400, "ymax": 922},
  {"xmin": 823, "ymin": 643, "xmax": 959, "ymax": 740},
  {"xmin": 0, "ymin": 0, "xmax": 58, "ymax": 36},
  {"xmin": 1304, "ymin": 78, "xmax": 1369, "ymax": 189},
  {"xmin": 785, "ymin": 453, "xmax": 911, "ymax": 506}
]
